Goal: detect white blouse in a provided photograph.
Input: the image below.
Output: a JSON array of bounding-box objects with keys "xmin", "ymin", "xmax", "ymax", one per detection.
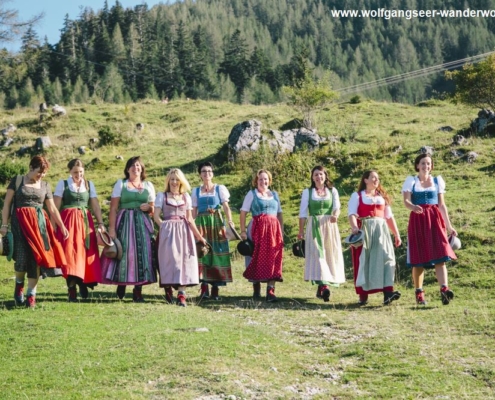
[
  {"xmin": 191, "ymin": 184, "xmax": 230, "ymax": 207},
  {"xmin": 111, "ymin": 179, "xmax": 156, "ymax": 202},
  {"xmin": 240, "ymin": 190, "xmax": 282, "ymax": 213},
  {"xmin": 155, "ymin": 192, "xmax": 192, "ymax": 210},
  {"xmin": 347, "ymin": 191, "xmax": 393, "ymax": 219},
  {"xmin": 401, "ymin": 175, "xmax": 446, "ymax": 194},
  {"xmin": 54, "ymin": 177, "xmax": 97, "ymax": 198},
  {"xmin": 298, "ymin": 187, "xmax": 340, "ymax": 218}
]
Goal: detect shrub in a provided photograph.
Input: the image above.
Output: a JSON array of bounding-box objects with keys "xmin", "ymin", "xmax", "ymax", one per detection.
[
  {"xmin": 349, "ymin": 95, "xmax": 361, "ymax": 104},
  {"xmin": 0, "ymin": 162, "xmax": 27, "ymax": 185},
  {"xmin": 98, "ymin": 125, "xmax": 124, "ymax": 147}
]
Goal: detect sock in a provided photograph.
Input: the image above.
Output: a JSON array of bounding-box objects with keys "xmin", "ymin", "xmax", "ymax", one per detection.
[
  {"xmin": 15, "ymin": 279, "xmax": 24, "ymax": 285},
  {"xmin": 26, "ymin": 288, "xmax": 36, "ymax": 297}
]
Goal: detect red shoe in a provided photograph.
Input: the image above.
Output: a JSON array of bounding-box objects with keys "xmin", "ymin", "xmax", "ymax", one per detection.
[
  {"xmin": 415, "ymin": 289, "xmax": 427, "ymax": 305},
  {"xmin": 14, "ymin": 281, "xmax": 25, "ymax": 305},
  {"xmin": 68, "ymin": 286, "xmax": 78, "ymax": 302},
  {"xmin": 132, "ymin": 288, "xmax": 145, "ymax": 303},
  {"xmin": 253, "ymin": 282, "xmax": 261, "ymax": 299},
  {"xmin": 177, "ymin": 292, "xmax": 187, "ymax": 307},
  {"xmin": 211, "ymin": 286, "xmax": 220, "ymax": 301},
  {"xmin": 199, "ymin": 283, "xmax": 210, "ymax": 299},
  {"xmin": 165, "ymin": 287, "xmax": 173, "ymax": 304},
  {"xmin": 266, "ymin": 286, "xmax": 277, "ymax": 302},
  {"xmin": 320, "ymin": 285, "xmax": 331, "ymax": 302},
  {"xmin": 440, "ymin": 286, "xmax": 454, "ymax": 305},
  {"xmin": 26, "ymin": 295, "xmax": 36, "ymax": 309},
  {"xmin": 316, "ymin": 284, "xmax": 323, "ymax": 299}
]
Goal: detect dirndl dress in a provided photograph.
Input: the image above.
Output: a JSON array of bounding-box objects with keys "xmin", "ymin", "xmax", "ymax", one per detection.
[
  {"xmin": 55, "ymin": 179, "xmax": 101, "ymax": 284},
  {"xmin": 8, "ymin": 177, "xmax": 66, "ymax": 279},
  {"xmin": 404, "ymin": 176, "xmax": 456, "ymax": 268},
  {"xmin": 243, "ymin": 190, "xmax": 283, "ymax": 282},
  {"xmin": 100, "ymin": 181, "xmax": 157, "ymax": 285},
  {"xmin": 192, "ymin": 185, "xmax": 232, "ymax": 285},
  {"xmin": 350, "ymin": 192, "xmax": 396, "ymax": 294},
  {"xmin": 156, "ymin": 192, "xmax": 199, "ymax": 287}
]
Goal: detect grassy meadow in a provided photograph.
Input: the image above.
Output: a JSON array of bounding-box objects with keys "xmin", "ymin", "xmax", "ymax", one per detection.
[{"xmin": 0, "ymin": 98, "xmax": 494, "ymax": 399}]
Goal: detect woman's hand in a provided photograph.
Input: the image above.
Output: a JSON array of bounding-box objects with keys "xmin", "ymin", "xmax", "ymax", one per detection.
[
  {"xmin": 297, "ymin": 232, "xmax": 304, "ymax": 240},
  {"xmin": 449, "ymin": 227, "xmax": 458, "ymax": 237},
  {"xmin": 108, "ymin": 228, "xmax": 116, "ymax": 239},
  {"xmin": 351, "ymin": 226, "xmax": 360, "ymax": 235},
  {"xmin": 240, "ymin": 231, "xmax": 247, "ymax": 240},
  {"xmin": 329, "ymin": 216, "xmax": 338, "ymax": 223},
  {"xmin": 140, "ymin": 203, "xmax": 151, "ymax": 212},
  {"xmin": 394, "ymin": 236, "xmax": 402, "ymax": 247},
  {"xmin": 413, "ymin": 205, "xmax": 423, "ymax": 214},
  {"xmin": 62, "ymin": 226, "xmax": 69, "ymax": 240},
  {"xmin": 0, "ymin": 226, "xmax": 7, "ymax": 236},
  {"xmin": 97, "ymin": 224, "xmax": 106, "ymax": 233},
  {"xmin": 228, "ymin": 220, "xmax": 235, "ymax": 228},
  {"xmin": 200, "ymin": 237, "xmax": 208, "ymax": 245}
]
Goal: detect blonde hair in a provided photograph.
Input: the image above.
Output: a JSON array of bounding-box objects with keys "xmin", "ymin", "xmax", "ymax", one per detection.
[
  {"xmin": 251, "ymin": 169, "xmax": 273, "ymax": 187},
  {"xmin": 164, "ymin": 168, "xmax": 191, "ymax": 194}
]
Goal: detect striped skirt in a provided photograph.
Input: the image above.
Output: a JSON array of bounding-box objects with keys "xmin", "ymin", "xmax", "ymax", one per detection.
[
  {"xmin": 101, "ymin": 208, "xmax": 157, "ymax": 285},
  {"xmin": 303, "ymin": 215, "xmax": 345, "ymax": 284},
  {"xmin": 195, "ymin": 212, "xmax": 232, "ymax": 284},
  {"xmin": 406, "ymin": 205, "xmax": 456, "ymax": 268}
]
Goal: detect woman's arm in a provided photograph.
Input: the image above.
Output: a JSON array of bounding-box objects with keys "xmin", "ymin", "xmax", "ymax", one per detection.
[
  {"xmin": 403, "ymin": 191, "xmax": 423, "ymax": 214},
  {"xmin": 386, "ymin": 216, "xmax": 402, "ymax": 247},
  {"xmin": 438, "ymin": 193, "xmax": 457, "ymax": 236},
  {"xmin": 153, "ymin": 204, "xmax": 162, "ymax": 226},
  {"xmin": 277, "ymin": 212, "xmax": 284, "ymax": 233},
  {"xmin": 45, "ymin": 198, "xmax": 69, "ymax": 239},
  {"xmin": 240, "ymin": 210, "xmax": 248, "ymax": 240},
  {"xmin": 222, "ymin": 202, "xmax": 234, "ymax": 226},
  {"xmin": 192, "ymin": 206, "xmax": 198, "ymax": 219},
  {"xmin": 89, "ymin": 197, "xmax": 106, "ymax": 232},
  {"xmin": 0, "ymin": 189, "xmax": 15, "ymax": 236},
  {"xmin": 348, "ymin": 214, "xmax": 360, "ymax": 234},
  {"xmin": 186, "ymin": 209, "xmax": 206, "ymax": 243},
  {"xmin": 108, "ymin": 197, "xmax": 120, "ymax": 239},
  {"xmin": 298, "ymin": 217, "xmax": 306, "ymax": 239}
]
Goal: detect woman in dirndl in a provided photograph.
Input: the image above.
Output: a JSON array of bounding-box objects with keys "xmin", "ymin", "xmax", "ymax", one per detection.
[
  {"xmin": 154, "ymin": 168, "xmax": 207, "ymax": 306},
  {"xmin": 192, "ymin": 162, "xmax": 234, "ymax": 301},
  {"xmin": 53, "ymin": 159, "xmax": 105, "ymax": 302},
  {"xmin": 402, "ymin": 153, "xmax": 458, "ymax": 305},
  {"xmin": 348, "ymin": 170, "xmax": 402, "ymax": 306},
  {"xmin": 0, "ymin": 156, "xmax": 68, "ymax": 308},
  {"xmin": 239, "ymin": 169, "xmax": 284, "ymax": 302},
  {"xmin": 297, "ymin": 165, "xmax": 345, "ymax": 302},
  {"xmin": 101, "ymin": 156, "xmax": 157, "ymax": 302}
]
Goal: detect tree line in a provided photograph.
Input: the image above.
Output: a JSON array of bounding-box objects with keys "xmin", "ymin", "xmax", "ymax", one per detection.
[{"xmin": 2, "ymin": 0, "xmax": 495, "ymax": 108}]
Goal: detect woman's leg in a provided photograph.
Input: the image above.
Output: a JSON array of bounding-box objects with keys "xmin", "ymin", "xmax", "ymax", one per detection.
[
  {"xmin": 177, "ymin": 285, "xmax": 187, "ymax": 307},
  {"xmin": 25, "ymin": 267, "xmax": 40, "ymax": 308},
  {"xmin": 435, "ymin": 263, "xmax": 454, "ymax": 305},
  {"xmin": 14, "ymin": 271, "xmax": 26, "ymax": 304},
  {"xmin": 266, "ymin": 280, "xmax": 277, "ymax": 302}
]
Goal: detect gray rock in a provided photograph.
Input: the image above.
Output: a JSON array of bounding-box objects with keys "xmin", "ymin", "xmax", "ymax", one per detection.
[
  {"xmin": 136, "ymin": 123, "xmax": 145, "ymax": 131},
  {"xmin": 78, "ymin": 146, "xmax": 86, "ymax": 155},
  {"xmin": 52, "ymin": 104, "xmax": 67, "ymax": 116},
  {"xmin": 419, "ymin": 146, "xmax": 434, "ymax": 155},
  {"xmin": 466, "ymin": 151, "xmax": 478, "ymax": 163},
  {"xmin": 439, "ymin": 126, "xmax": 454, "ymax": 132},
  {"xmin": 450, "ymin": 149, "xmax": 463, "ymax": 157},
  {"xmin": 16, "ymin": 146, "xmax": 31, "ymax": 156},
  {"xmin": 228, "ymin": 120, "xmax": 263, "ymax": 153},
  {"xmin": 1, "ymin": 124, "xmax": 16, "ymax": 136},
  {"xmin": 34, "ymin": 136, "xmax": 52, "ymax": 151},
  {"xmin": 2, "ymin": 138, "xmax": 13, "ymax": 147},
  {"xmin": 115, "ymin": 155, "xmax": 124, "ymax": 160},
  {"xmin": 266, "ymin": 129, "xmax": 296, "ymax": 152},
  {"xmin": 294, "ymin": 128, "xmax": 325, "ymax": 150}
]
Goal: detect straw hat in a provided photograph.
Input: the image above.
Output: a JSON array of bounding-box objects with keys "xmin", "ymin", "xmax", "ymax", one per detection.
[
  {"xmin": 0, "ymin": 231, "xmax": 14, "ymax": 261},
  {"xmin": 196, "ymin": 241, "xmax": 212, "ymax": 258},
  {"xmin": 103, "ymin": 237, "xmax": 123, "ymax": 260},
  {"xmin": 344, "ymin": 230, "xmax": 364, "ymax": 248},
  {"xmin": 225, "ymin": 224, "xmax": 242, "ymax": 241},
  {"xmin": 292, "ymin": 240, "xmax": 305, "ymax": 258},
  {"xmin": 449, "ymin": 234, "xmax": 461, "ymax": 251}
]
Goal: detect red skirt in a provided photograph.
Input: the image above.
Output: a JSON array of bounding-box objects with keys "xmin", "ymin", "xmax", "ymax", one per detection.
[
  {"xmin": 16, "ymin": 208, "xmax": 67, "ymax": 268},
  {"xmin": 243, "ymin": 214, "xmax": 283, "ymax": 282},
  {"xmin": 56, "ymin": 208, "xmax": 101, "ymax": 283},
  {"xmin": 407, "ymin": 204, "xmax": 456, "ymax": 268}
]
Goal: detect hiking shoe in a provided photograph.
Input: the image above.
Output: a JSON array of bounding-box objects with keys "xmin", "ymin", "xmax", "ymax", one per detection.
[
  {"xmin": 78, "ymin": 283, "xmax": 89, "ymax": 299},
  {"xmin": 165, "ymin": 287, "xmax": 174, "ymax": 304},
  {"xmin": 132, "ymin": 288, "xmax": 145, "ymax": 303},
  {"xmin": 321, "ymin": 286, "xmax": 331, "ymax": 302},
  {"xmin": 116, "ymin": 285, "xmax": 126, "ymax": 300},
  {"xmin": 68, "ymin": 286, "xmax": 78, "ymax": 302},
  {"xmin": 199, "ymin": 283, "xmax": 210, "ymax": 299},
  {"xmin": 415, "ymin": 289, "xmax": 427, "ymax": 305},
  {"xmin": 14, "ymin": 281, "xmax": 25, "ymax": 305},
  {"xmin": 358, "ymin": 294, "xmax": 368, "ymax": 306},
  {"xmin": 253, "ymin": 282, "xmax": 261, "ymax": 299},
  {"xmin": 266, "ymin": 286, "xmax": 277, "ymax": 302},
  {"xmin": 383, "ymin": 291, "xmax": 401, "ymax": 305},
  {"xmin": 177, "ymin": 292, "xmax": 187, "ymax": 307},
  {"xmin": 26, "ymin": 295, "xmax": 36, "ymax": 309},
  {"xmin": 211, "ymin": 286, "xmax": 220, "ymax": 301},
  {"xmin": 440, "ymin": 287, "xmax": 454, "ymax": 305},
  {"xmin": 316, "ymin": 284, "xmax": 323, "ymax": 299}
]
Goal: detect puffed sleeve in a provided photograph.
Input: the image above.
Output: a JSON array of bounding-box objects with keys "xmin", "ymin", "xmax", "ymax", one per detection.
[
  {"xmin": 54, "ymin": 180, "xmax": 65, "ymax": 197},
  {"xmin": 146, "ymin": 181, "xmax": 156, "ymax": 202},
  {"xmin": 111, "ymin": 179, "xmax": 123, "ymax": 198},
  {"xmin": 218, "ymin": 185, "xmax": 230, "ymax": 203},
  {"xmin": 401, "ymin": 176, "xmax": 416, "ymax": 193},
  {"xmin": 155, "ymin": 192, "xmax": 164, "ymax": 209},
  {"xmin": 191, "ymin": 187, "xmax": 199, "ymax": 207},
  {"xmin": 347, "ymin": 192, "xmax": 359, "ymax": 216},
  {"xmin": 184, "ymin": 192, "xmax": 193, "ymax": 210},
  {"xmin": 331, "ymin": 187, "xmax": 341, "ymax": 211},
  {"xmin": 436, "ymin": 175, "xmax": 446, "ymax": 194},
  {"xmin": 240, "ymin": 191, "xmax": 254, "ymax": 212},
  {"xmin": 298, "ymin": 189, "xmax": 309, "ymax": 218},
  {"xmin": 7, "ymin": 177, "xmax": 17, "ymax": 191},
  {"xmin": 89, "ymin": 181, "xmax": 98, "ymax": 198},
  {"xmin": 384, "ymin": 205, "xmax": 394, "ymax": 219}
]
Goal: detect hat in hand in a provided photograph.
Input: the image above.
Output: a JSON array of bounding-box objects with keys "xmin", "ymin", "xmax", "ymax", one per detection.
[
  {"xmin": 292, "ymin": 240, "xmax": 305, "ymax": 258},
  {"xmin": 103, "ymin": 237, "xmax": 123, "ymax": 260},
  {"xmin": 448, "ymin": 234, "xmax": 461, "ymax": 251},
  {"xmin": 0, "ymin": 231, "xmax": 14, "ymax": 261},
  {"xmin": 344, "ymin": 230, "xmax": 364, "ymax": 248},
  {"xmin": 237, "ymin": 239, "xmax": 255, "ymax": 257}
]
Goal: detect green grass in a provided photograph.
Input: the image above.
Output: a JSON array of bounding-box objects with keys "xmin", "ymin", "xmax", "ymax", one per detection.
[{"xmin": 0, "ymin": 98, "xmax": 494, "ymax": 399}]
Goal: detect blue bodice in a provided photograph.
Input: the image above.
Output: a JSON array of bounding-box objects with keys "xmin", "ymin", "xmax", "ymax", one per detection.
[
  {"xmin": 196, "ymin": 185, "xmax": 221, "ymax": 213},
  {"xmin": 251, "ymin": 190, "xmax": 280, "ymax": 216},
  {"xmin": 411, "ymin": 177, "xmax": 439, "ymax": 205}
]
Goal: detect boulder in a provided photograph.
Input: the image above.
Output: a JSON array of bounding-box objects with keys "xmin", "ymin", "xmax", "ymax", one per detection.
[
  {"xmin": 439, "ymin": 126, "xmax": 454, "ymax": 132},
  {"xmin": 419, "ymin": 146, "xmax": 434, "ymax": 155},
  {"xmin": 2, "ymin": 138, "xmax": 13, "ymax": 147},
  {"xmin": 452, "ymin": 134, "xmax": 465, "ymax": 145},
  {"xmin": 34, "ymin": 136, "xmax": 52, "ymax": 151},
  {"xmin": 52, "ymin": 104, "xmax": 67, "ymax": 116},
  {"xmin": 228, "ymin": 120, "xmax": 263, "ymax": 153},
  {"xmin": 1, "ymin": 124, "xmax": 16, "ymax": 136},
  {"xmin": 466, "ymin": 151, "xmax": 478, "ymax": 163},
  {"xmin": 78, "ymin": 146, "xmax": 86, "ymax": 155}
]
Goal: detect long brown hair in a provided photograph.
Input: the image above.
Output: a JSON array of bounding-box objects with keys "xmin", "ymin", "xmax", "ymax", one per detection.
[
  {"xmin": 309, "ymin": 165, "xmax": 333, "ymax": 189},
  {"xmin": 357, "ymin": 170, "xmax": 392, "ymax": 205}
]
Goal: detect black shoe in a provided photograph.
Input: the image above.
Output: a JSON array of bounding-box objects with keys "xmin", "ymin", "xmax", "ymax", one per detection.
[
  {"xmin": 321, "ymin": 287, "xmax": 331, "ymax": 302},
  {"xmin": 383, "ymin": 291, "xmax": 401, "ymax": 305},
  {"xmin": 440, "ymin": 287, "xmax": 454, "ymax": 305},
  {"xmin": 116, "ymin": 285, "xmax": 126, "ymax": 300},
  {"xmin": 78, "ymin": 283, "xmax": 89, "ymax": 299},
  {"xmin": 68, "ymin": 286, "xmax": 78, "ymax": 302},
  {"xmin": 266, "ymin": 286, "xmax": 277, "ymax": 302},
  {"xmin": 253, "ymin": 282, "xmax": 261, "ymax": 299},
  {"xmin": 316, "ymin": 284, "xmax": 323, "ymax": 299}
]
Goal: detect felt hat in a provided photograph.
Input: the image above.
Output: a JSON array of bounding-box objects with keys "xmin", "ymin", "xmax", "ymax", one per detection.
[
  {"xmin": 196, "ymin": 241, "xmax": 212, "ymax": 258},
  {"xmin": 344, "ymin": 230, "xmax": 364, "ymax": 248},
  {"xmin": 225, "ymin": 224, "xmax": 242, "ymax": 241},
  {"xmin": 0, "ymin": 231, "xmax": 14, "ymax": 261},
  {"xmin": 449, "ymin": 234, "xmax": 461, "ymax": 251},
  {"xmin": 237, "ymin": 239, "xmax": 255, "ymax": 257},
  {"xmin": 292, "ymin": 240, "xmax": 305, "ymax": 258},
  {"xmin": 103, "ymin": 237, "xmax": 123, "ymax": 260}
]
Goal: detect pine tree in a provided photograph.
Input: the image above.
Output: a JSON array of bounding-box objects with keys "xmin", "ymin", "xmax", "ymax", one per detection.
[{"xmin": 18, "ymin": 77, "xmax": 36, "ymax": 107}]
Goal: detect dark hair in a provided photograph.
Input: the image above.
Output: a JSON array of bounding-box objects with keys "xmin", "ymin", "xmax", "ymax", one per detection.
[
  {"xmin": 67, "ymin": 158, "xmax": 84, "ymax": 170},
  {"xmin": 197, "ymin": 161, "xmax": 214, "ymax": 175},
  {"xmin": 414, "ymin": 154, "xmax": 433, "ymax": 172},
  {"xmin": 309, "ymin": 165, "xmax": 333, "ymax": 189},
  {"xmin": 124, "ymin": 156, "xmax": 146, "ymax": 180},
  {"xmin": 357, "ymin": 170, "xmax": 392, "ymax": 205},
  {"xmin": 29, "ymin": 156, "xmax": 49, "ymax": 173}
]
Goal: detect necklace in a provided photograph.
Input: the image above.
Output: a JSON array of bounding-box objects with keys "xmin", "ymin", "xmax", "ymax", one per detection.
[
  {"xmin": 129, "ymin": 180, "xmax": 143, "ymax": 193},
  {"xmin": 315, "ymin": 186, "xmax": 326, "ymax": 197},
  {"xmin": 202, "ymin": 184, "xmax": 214, "ymax": 193},
  {"xmin": 258, "ymin": 189, "xmax": 268, "ymax": 197}
]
